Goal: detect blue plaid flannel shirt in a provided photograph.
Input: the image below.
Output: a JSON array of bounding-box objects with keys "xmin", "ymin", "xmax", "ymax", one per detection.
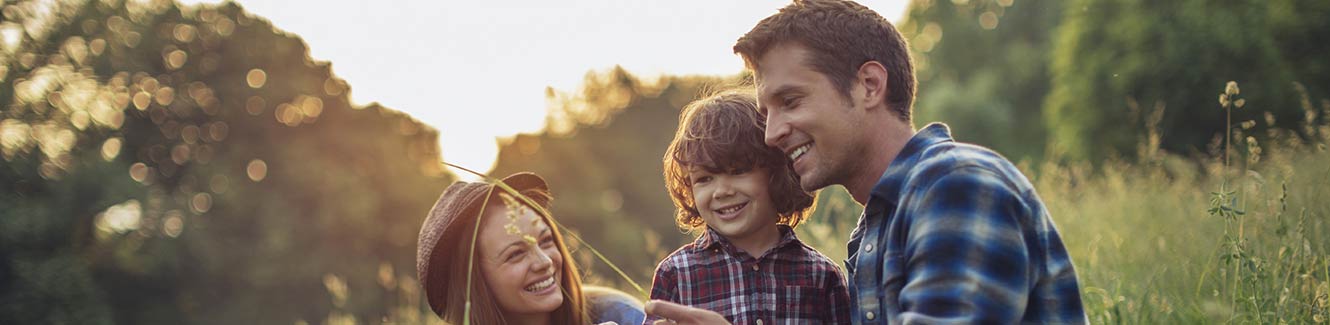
[{"xmin": 846, "ymin": 123, "xmax": 1087, "ymax": 324}]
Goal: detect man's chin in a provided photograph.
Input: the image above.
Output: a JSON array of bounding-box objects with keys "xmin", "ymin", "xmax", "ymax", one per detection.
[{"xmin": 798, "ymin": 171, "xmax": 829, "ymax": 192}]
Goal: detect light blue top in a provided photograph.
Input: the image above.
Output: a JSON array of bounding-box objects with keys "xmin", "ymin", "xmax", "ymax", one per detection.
[{"xmin": 584, "ymin": 286, "xmax": 645, "ymax": 325}]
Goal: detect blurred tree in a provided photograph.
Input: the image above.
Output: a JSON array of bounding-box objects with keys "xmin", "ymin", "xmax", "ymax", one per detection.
[
  {"xmin": 491, "ymin": 67, "xmax": 733, "ymax": 294},
  {"xmin": 1, "ymin": 0, "xmax": 451, "ymax": 323},
  {"xmin": 1044, "ymin": 0, "xmax": 1330, "ymax": 161},
  {"xmin": 901, "ymin": 0, "xmax": 1064, "ymax": 162}
]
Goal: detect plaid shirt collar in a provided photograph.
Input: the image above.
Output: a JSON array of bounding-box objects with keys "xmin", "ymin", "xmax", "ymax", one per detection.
[
  {"xmin": 872, "ymin": 122, "xmax": 955, "ymax": 208},
  {"xmin": 692, "ymin": 225, "xmax": 801, "ymax": 257}
]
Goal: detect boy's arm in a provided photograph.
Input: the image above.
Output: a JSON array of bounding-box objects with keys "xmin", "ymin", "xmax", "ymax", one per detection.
[{"xmin": 896, "ymin": 167, "xmax": 1032, "ymax": 324}]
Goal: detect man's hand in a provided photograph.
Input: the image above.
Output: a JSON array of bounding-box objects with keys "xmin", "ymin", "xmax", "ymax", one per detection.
[{"xmin": 644, "ymin": 300, "xmax": 730, "ymax": 325}]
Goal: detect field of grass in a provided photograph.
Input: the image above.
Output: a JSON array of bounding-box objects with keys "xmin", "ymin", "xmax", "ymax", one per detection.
[{"xmin": 785, "ymin": 126, "xmax": 1330, "ymax": 323}]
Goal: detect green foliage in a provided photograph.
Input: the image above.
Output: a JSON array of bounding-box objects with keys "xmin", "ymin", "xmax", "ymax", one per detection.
[
  {"xmin": 1044, "ymin": 0, "xmax": 1330, "ymax": 161},
  {"xmin": 902, "ymin": 0, "xmax": 1064, "ymax": 161},
  {"xmin": 1, "ymin": 1, "xmax": 450, "ymax": 323}
]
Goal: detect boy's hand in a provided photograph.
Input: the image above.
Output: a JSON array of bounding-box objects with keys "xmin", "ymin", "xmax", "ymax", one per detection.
[{"xmin": 645, "ymin": 300, "xmax": 730, "ymax": 325}]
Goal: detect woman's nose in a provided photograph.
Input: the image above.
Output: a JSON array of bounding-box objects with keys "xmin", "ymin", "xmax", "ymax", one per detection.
[{"xmin": 531, "ymin": 246, "xmax": 554, "ymax": 271}]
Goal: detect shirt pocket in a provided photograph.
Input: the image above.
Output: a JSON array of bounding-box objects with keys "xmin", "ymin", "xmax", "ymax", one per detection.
[{"xmin": 776, "ymin": 286, "xmax": 826, "ymax": 324}]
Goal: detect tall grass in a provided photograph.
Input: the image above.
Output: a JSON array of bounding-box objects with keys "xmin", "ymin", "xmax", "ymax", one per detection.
[{"xmin": 796, "ymin": 81, "xmax": 1330, "ymax": 323}]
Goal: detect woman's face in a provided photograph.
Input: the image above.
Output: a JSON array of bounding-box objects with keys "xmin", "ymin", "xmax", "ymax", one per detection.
[{"xmin": 476, "ymin": 196, "xmax": 564, "ymax": 318}]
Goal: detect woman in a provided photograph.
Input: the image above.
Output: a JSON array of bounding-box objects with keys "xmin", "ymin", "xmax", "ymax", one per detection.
[{"xmin": 416, "ymin": 172, "xmax": 645, "ymax": 324}]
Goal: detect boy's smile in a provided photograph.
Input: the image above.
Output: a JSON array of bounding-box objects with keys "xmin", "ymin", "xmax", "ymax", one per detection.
[{"xmin": 690, "ymin": 166, "xmax": 781, "ymax": 257}]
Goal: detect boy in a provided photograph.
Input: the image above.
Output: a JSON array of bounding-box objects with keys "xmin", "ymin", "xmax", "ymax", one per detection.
[{"xmin": 647, "ymin": 90, "xmax": 850, "ymax": 324}]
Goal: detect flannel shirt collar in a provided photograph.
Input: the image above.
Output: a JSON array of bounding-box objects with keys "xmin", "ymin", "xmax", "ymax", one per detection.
[
  {"xmin": 870, "ymin": 122, "xmax": 954, "ymax": 208},
  {"xmin": 692, "ymin": 225, "xmax": 800, "ymax": 257}
]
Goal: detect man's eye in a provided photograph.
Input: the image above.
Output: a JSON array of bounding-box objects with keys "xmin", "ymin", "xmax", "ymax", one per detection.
[
  {"xmin": 784, "ymin": 97, "xmax": 801, "ymax": 109},
  {"xmin": 539, "ymin": 236, "xmax": 555, "ymax": 248}
]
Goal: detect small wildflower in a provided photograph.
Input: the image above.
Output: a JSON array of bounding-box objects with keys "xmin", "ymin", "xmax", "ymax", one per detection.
[
  {"xmin": 1226, "ymin": 81, "xmax": 1240, "ymax": 96},
  {"xmin": 1246, "ymin": 136, "xmax": 1262, "ymax": 164},
  {"xmin": 1241, "ymin": 120, "xmax": 1256, "ymax": 129},
  {"xmin": 1220, "ymin": 94, "xmax": 1230, "ymax": 107},
  {"xmin": 1234, "ymin": 98, "xmax": 1246, "ymax": 108}
]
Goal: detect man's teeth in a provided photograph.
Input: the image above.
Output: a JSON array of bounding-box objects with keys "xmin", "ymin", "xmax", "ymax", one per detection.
[
  {"xmin": 525, "ymin": 277, "xmax": 555, "ymax": 292},
  {"xmin": 789, "ymin": 144, "xmax": 811, "ymax": 161}
]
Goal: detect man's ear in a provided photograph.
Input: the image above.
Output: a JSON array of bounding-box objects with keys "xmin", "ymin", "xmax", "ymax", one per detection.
[{"xmin": 856, "ymin": 61, "xmax": 889, "ymax": 109}]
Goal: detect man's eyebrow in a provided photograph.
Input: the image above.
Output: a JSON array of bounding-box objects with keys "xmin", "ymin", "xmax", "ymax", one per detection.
[{"xmin": 761, "ymin": 84, "xmax": 803, "ymax": 108}]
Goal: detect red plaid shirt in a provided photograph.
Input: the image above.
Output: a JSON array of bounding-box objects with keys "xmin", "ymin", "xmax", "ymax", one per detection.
[{"xmin": 646, "ymin": 226, "xmax": 851, "ymax": 324}]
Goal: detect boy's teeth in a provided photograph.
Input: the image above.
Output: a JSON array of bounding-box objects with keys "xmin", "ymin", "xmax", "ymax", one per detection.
[
  {"xmin": 718, "ymin": 203, "xmax": 744, "ymax": 214},
  {"xmin": 789, "ymin": 144, "xmax": 810, "ymax": 161}
]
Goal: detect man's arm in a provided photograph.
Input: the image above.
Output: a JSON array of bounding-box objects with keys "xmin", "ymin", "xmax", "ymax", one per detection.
[
  {"xmin": 897, "ymin": 167, "xmax": 1033, "ymax": 323},
  {"xmin": 643, "ymin": 300, "xmax": 730, "ymax": 325}
]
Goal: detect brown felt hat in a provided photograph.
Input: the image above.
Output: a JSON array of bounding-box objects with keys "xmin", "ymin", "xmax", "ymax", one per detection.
[{"xmin": 415, "ymin": 172, "xmax": 549, "ymax": 316}]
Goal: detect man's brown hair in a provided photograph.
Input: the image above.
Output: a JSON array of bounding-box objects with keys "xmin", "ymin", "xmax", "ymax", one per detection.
[
  {"xmin": 663, "ymin": 90, "xmax": 815, "ymax": 231},
  {"xmin": 734, "ymin": 0, "xmax": 916, "ymax": 122}
]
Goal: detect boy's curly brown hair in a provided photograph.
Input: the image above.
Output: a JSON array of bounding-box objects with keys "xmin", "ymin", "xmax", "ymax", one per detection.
[{"xmin": 662, "ymin": 90, "xmax": 816, "ymax": 231}]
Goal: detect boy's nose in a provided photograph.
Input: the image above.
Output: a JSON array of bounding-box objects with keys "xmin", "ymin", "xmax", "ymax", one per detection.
[{"xmin": 713, "ymin": 181, "xmax": 736, "ymax": 199}]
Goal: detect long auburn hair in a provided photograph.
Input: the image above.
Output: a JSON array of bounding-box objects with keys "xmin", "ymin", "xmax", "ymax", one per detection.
[{"xmin": 431, "ymin": 187, "xmax": 589, "ymax": 324}]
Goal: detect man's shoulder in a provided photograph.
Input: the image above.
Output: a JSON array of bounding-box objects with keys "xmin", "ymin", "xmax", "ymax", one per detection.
[{"xmin": 908, "ymin": 141, "xmax": 1027, "ymax": 191}]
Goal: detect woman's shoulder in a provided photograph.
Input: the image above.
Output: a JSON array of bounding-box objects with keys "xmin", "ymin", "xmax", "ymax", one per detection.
[{"xmin": 583, "ymin": 286, "xmax": 645, "ymax": 325}]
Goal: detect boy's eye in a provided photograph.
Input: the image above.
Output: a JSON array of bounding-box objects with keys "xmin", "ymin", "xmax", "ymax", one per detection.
[
  {"xmin": 693, "ymin": 175, "xmax": 713, "ymax": 184},
  {"xmin": 539, "ymin": 236, "xmax": 555, "ymax": 248}
]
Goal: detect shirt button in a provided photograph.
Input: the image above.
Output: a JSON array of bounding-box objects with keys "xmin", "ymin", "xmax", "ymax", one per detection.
[
  {"xmin": 866, "ymin": 311, "xmax": 876, "ymax": 320},
  {"xmin": 751, "ymin": 264, "xmax": 759, "ymax": 271},
  {"xmin": 865, "ymin": 244, "xmax": 874, "ymax": 252},
  {"xmin": 756, "ymin": 319, "xmax": 763, "ymax": 325}
]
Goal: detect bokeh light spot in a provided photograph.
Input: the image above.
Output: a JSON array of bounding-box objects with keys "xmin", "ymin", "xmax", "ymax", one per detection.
[
  {"xmin": 166, "ymin": 49, "xmax": 187, "ymax": 69},
  {"xmin": 163, "ymin": 210, "xmax": 184, "ymax": 238},
  {"xmin": 979, "ymin": 12, "xmax": 999, "ymax": 30},
  {"xmin": 246, "ymin": 159, "xmax": 267, "ymax": 182},
  {"xmin": 173, "ymin": 24, "xmax": 197, "ymax": 43},
  {"xmin": 171, "ymin": 144, "xmax": 190, "ymax": 165},
  {"xmin": 155, "ymin": 86, "xmax": 175, "ymax": 106},
  {"xmin": 101, "ymin": 137, "xmax": 122, "ymax": 161},
  {"xmin": 181, "ymin": 125, "xmax": 201, "ymax": 144},
  {"xmin": 132, "ymin": 91, "xmax": 151, "ymax": 110},
  {"xmin": 129, "ymin": 162, "xmax": 149, "ymax": 183},
  {"xmin": 191, "ymin": 192, "xmax": 212, "ymax": 214},
  {"xmin": 245, "ymin": 95, "xmax": 266, "ymax": 115},
  {"xmin": 246, "ymin": 69, "xmax": 267, "ymax": 88}
]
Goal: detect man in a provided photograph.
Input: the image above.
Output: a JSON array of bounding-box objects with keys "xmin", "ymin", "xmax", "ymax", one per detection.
[{"xmin": 646, "ymin": 0, "xmax": 1087, "ymax": 323}]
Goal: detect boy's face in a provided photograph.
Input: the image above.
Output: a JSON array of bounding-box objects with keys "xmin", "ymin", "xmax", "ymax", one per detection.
[{"xmin": 689, "ymin": 166, "xmax": 780, "ymax": 244}]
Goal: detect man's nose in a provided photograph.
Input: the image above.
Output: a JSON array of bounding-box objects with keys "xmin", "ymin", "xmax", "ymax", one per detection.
[{"xmin": 764, "ymin": 111, "xmax": 788, "ymax": 148}]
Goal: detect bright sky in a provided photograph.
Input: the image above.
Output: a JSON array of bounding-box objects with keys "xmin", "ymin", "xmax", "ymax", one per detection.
[{"xmin": 178, "ymin": 0, "xmax": 910, "ymax": 179}]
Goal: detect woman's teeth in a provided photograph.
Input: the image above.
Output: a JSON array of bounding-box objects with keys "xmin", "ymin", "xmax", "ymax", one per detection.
[{"xmin": 525, "ymin": 277, "xmax": 555, "ymax": 292}]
